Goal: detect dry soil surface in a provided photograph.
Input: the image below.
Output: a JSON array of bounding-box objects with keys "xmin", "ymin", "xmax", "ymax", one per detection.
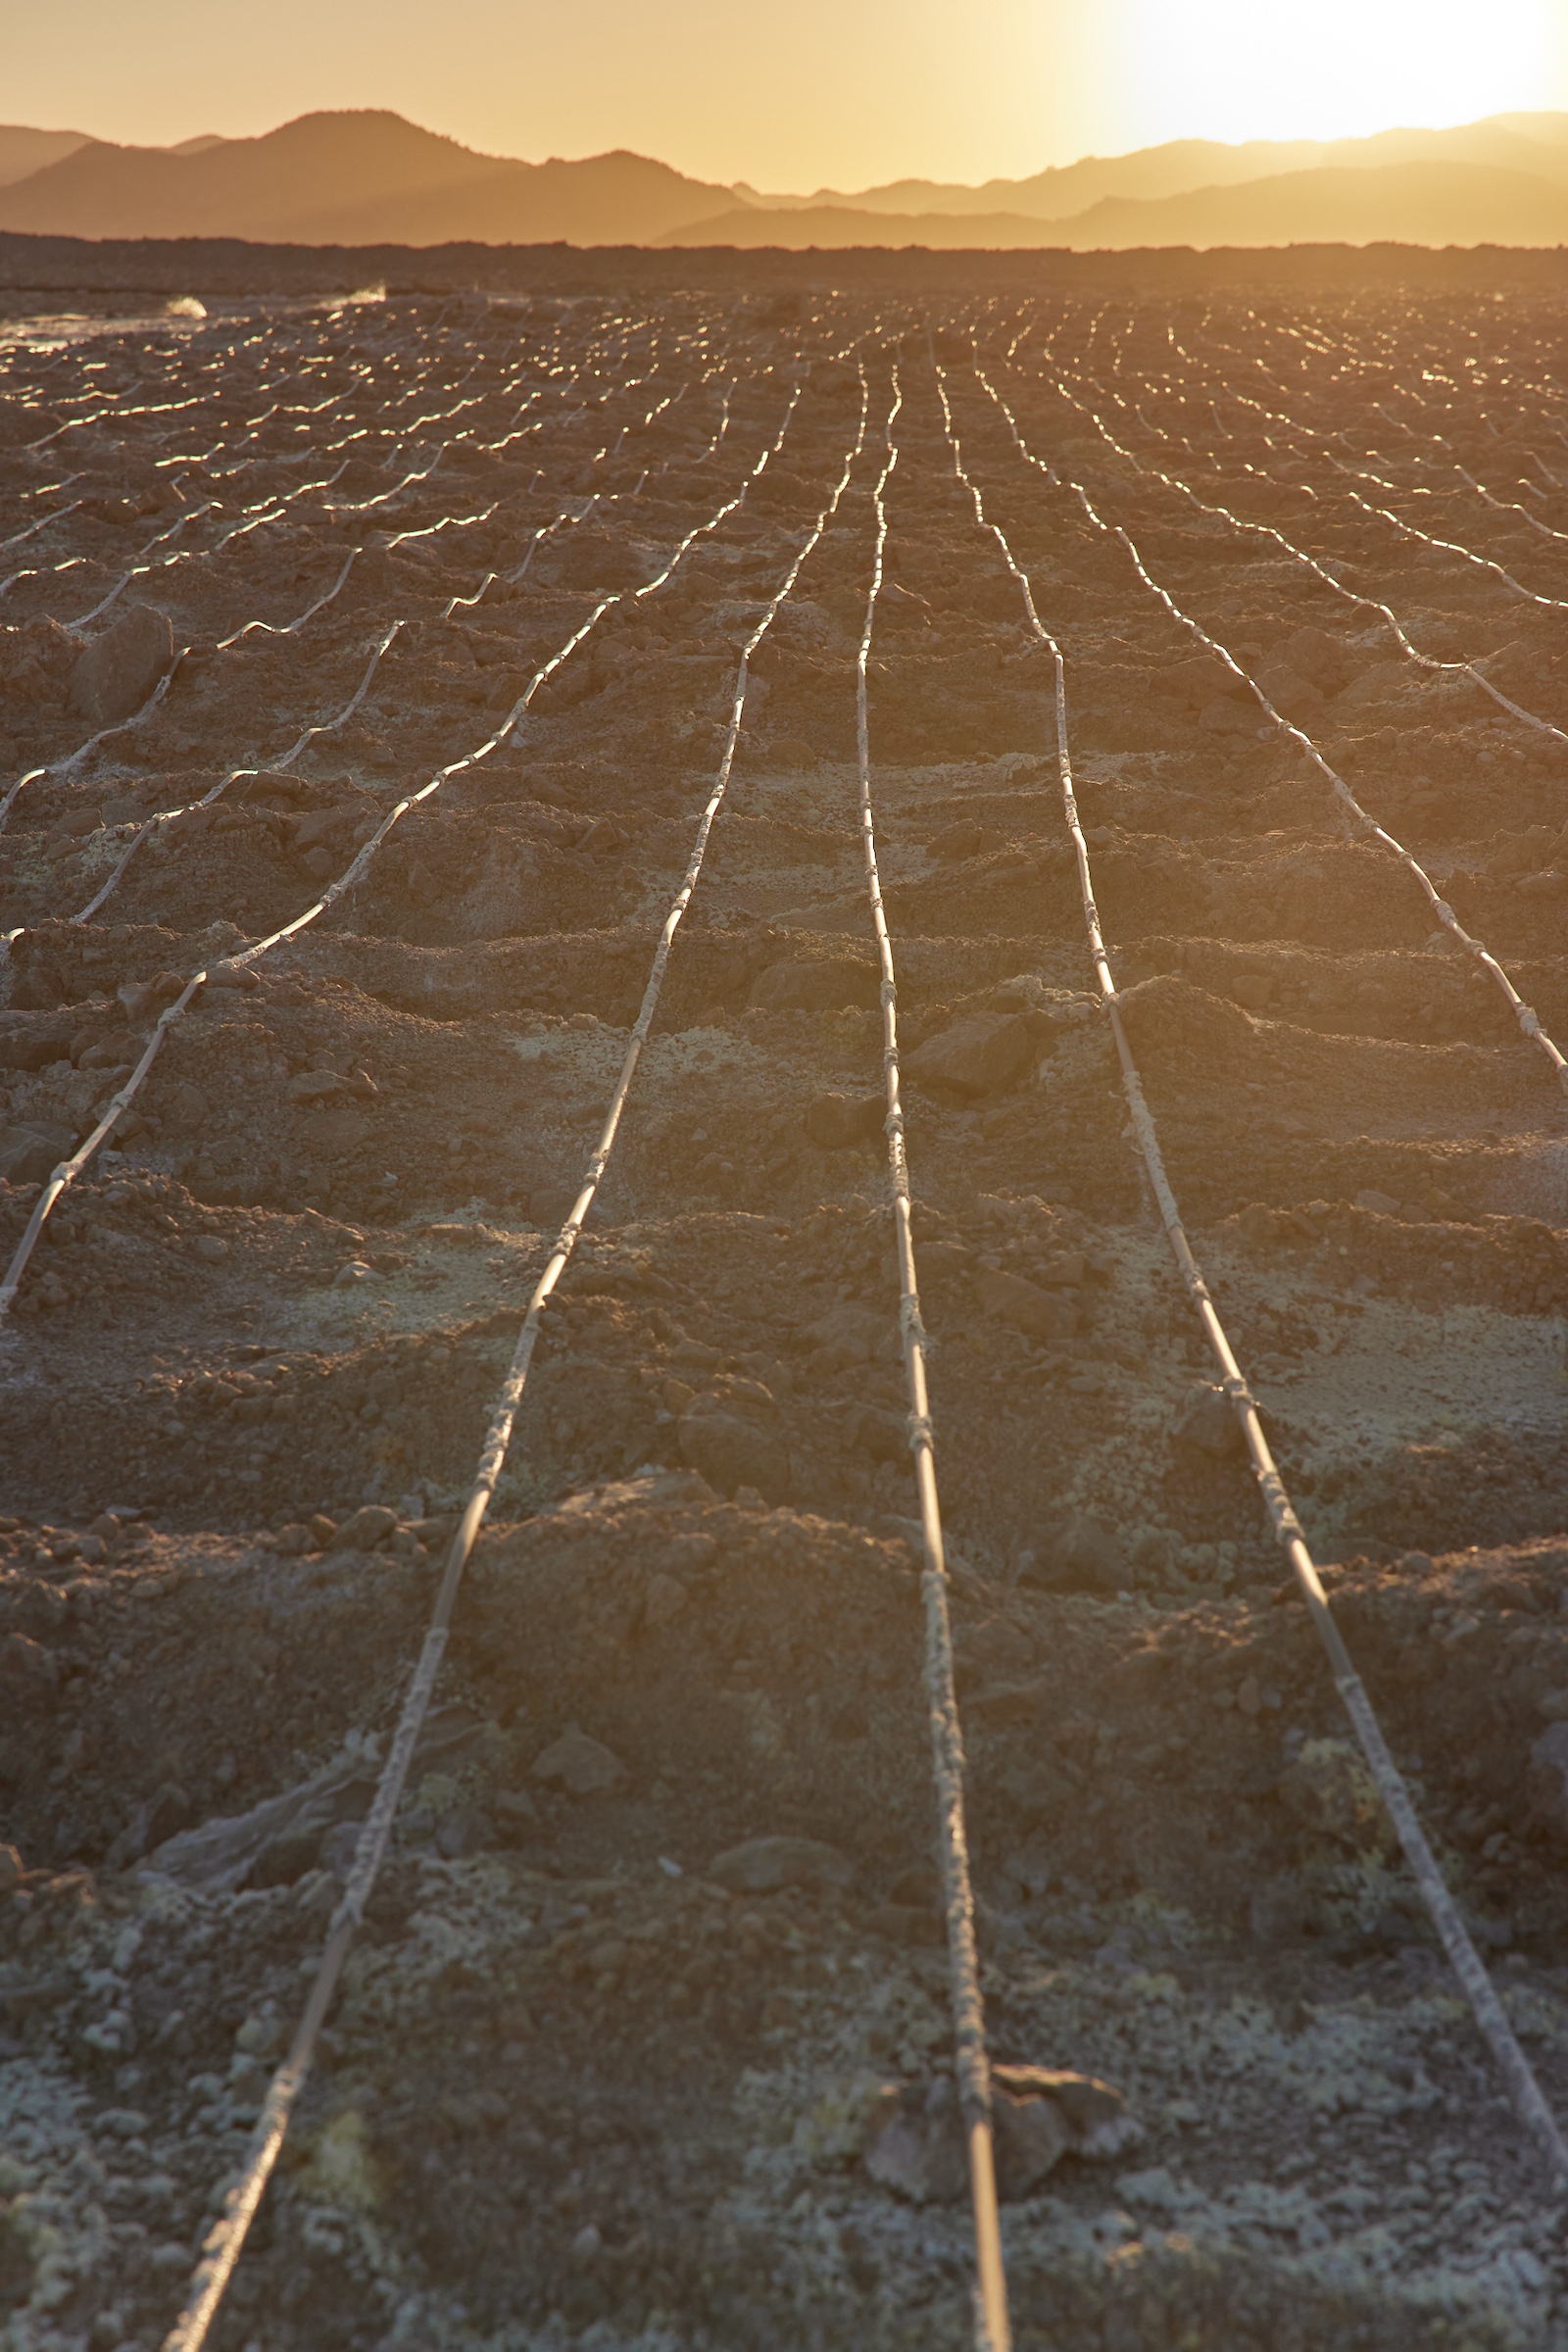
[{"xmin": 3, "ymin": 282, "xmax": 1568, "ymax": 2352}]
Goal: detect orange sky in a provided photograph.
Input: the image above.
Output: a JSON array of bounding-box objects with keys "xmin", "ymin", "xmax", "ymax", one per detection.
[{"xmin": 10, "ymin": 0, "xmax": 1567, "ymax": 188}]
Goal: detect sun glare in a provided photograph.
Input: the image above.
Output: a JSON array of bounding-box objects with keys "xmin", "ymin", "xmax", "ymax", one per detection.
[{"xmin": 1125, "ymin": 0, "xmax": 1555, "ymax": 149}]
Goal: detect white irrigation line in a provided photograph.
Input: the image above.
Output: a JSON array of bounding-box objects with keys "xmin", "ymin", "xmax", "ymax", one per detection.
[
  {"xmin": 63, "ymin": 502, "xmax": 220, "ymax": 629},
  {"xmin": 509, "ymin": 494, "xmax": 602, "ymax": 583},
  {"xmin": 1138, "ymin": 332, "xmax": 1568, "ymax": 576},
  {"xmin": 979, "ymin": 370, "xmax": 1568, "ymax": 1097},
  {"xmin": 1, "ymin": 752, "xmax": 66, "ymax": 835},
  {"xmin": 318, "ymin": 355, "xmax": 672, "ymax": 527},
  {"xmin": 157, "ymin": 363, "xmax": 871, "ymax": 2352},
  {"xmin": 219, "ymin": 452, "xmax": 353, "ymax": 524},
  {"xmin": 0, "ymin": 497, "xmax": 81, "ymax": 553},
  {"xmin": 857, "ymin": 366, "xmax": 1010, "ymax": 2352},
  {"xmin": 26, "ymin": 389, "xmax": 205, "ymax": 450},
  {"xmin": 1452, "ymin": 463, "xmax": 1568, "ymax": 545},
  {"xmin": 6, "ymin": 466, "xmax": 86, "ymax": 508},
  {"xmin": 208, "ymin": 502, "xmax": 288, "ymax": 551},
  {"xmin": 500, "ymin": 372, "xmax": 755, "ymax": 586},
  {"xmin": 152, "ymin": 437, "xmax": 226, "ymax": 472},
  {"xmin": 1268, "ymin": 324, "xmax": 1568, "ymax": 495},
  {"xmin": 3, "ymin": 334, "xmax": 671, "ymax": 882},
  {"xmin": 92, "ymin": 343, "xmax": 514, "ymax": 541},
  {"xmin": 0, "ymin": 652, "xmax": 191, "ymax": 851},
  {"xmin": 1013, "ymin": 362, "xmax": 1568, "ymax": 750},
  {"xmin": 383, "ymin": 500, "xmax": 498, "ymax": 553},
  {"xmin": 481, "ymin": 405, "xmax": 548, "ymax": 459},
  {"xmin": 701, "ymin": 379, "xmax": 736, "ymax": 461},
  {"xmin": 324, "ymin": 446, "xmax": 452, "ymax": 515},
  {"xmin": 304, "ymin": 422, "xmax": 372, "ymax": 461},
  {"xmin": 0, "ymin": 375, "xmax": 810, "ymax": 1315},
  {"xmin": 55, "ymin": 357, "xmax": 705, "ymax": 856},
  {"xmin": 24, "ymin": 321, "xmax": 377, "ymax": 471},
  {"xmin": 0, "ymin": 551, "xmax": 86, "ymax": 603},
  {"xmin": 213, "ymin": 547, "xmax": 362, "ymax": 652},
  {"xmin": 2, "ymin": 555, "xmax": 372, "ymax": 869},
  {"xmin": 64, "ymin": 622, "xmax": 402, "ymax": 930},
  {"xmin": 391, "ymin": 388, "xmax": 489, "ymax": 441},
  {"xmin": 1321, "ymin": 455, "xmax": 1568, "ymax": 612},
  {"xmin": 31, "ymin": 368, "xmax": 715, "ymax": 924},
  {"xmin": 935, "ymin": 357, "xmax": 1568, "ymax": 2196},
  {"xmin": 1, "ymin": 526, "xmax": 368, "ymax": 850},
  {"xmin": 1330, "ymin": 453, "xmax": 1415, "ymax": 495}
]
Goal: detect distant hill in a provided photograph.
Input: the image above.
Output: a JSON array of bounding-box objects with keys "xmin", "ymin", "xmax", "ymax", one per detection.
[
  {"xmin": 3, "ymin": 106, "xmax": 1568, "ymax": 251},
  {"xmin": 0, "ymin": 125, "xmax": 92, "ymax": 190},
  {"xmin": 737, "ymin": 114, "xmax": 1568, "ymax": 220},
  {"xmin": 0, "ymin": 109, "xmax": 749, "ymax": 246},
  {"xmin": 1056, "ymin": 159, "xmax": 1568, "ymax": 250},
  {"xmin": 735, "ymin": 139, "xmax": 1332, "ymax": 218},
  {"xmin": 662, "ymin": 159, "xmax": 1568, "ymax": 252},
  {"xmin": 0, "ymin": 123, "xmax": 231, "ymax": 190}
]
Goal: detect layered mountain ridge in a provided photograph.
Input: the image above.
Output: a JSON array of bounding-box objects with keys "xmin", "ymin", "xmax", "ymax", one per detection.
[
  {"xmin": 0, "ymin": 113, "xmax": 741, "ymax": 247},
  {"xmin": 2, "ymin": 106, "xmax": 1567, "ymax": 250}
]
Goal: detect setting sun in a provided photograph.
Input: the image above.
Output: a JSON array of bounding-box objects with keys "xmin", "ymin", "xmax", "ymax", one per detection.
[{"xmin": 1127, "ymin": 0, "xmax": 1558, "ymax": 147}]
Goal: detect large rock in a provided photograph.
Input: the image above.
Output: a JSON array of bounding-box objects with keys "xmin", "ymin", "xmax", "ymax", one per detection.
[
  {"xmin": 993, "ymin": 1749, "xmax": 1076, "ymax": 1823},
  {"xmin": 973, "ymin": 1264, "xmax": 1077, "ymax": 1345},
  {"xmin": 144, "ymin": 1705, "xmax": 482, "ymax": 1890},
  {"xmin": 864, "ymin": 2076, "xmax": 968, "ymax": 2203},
  {"xmin": 532, "ymin": 1726, "xmax": 624, "ymax": 1796},
  {"xmin": 1278, "ymin": 1737, "xmax": 1393, "ymax": 1857},
  {"xmin": 286, "ymin": 1068, "xmax": 349, "ymax": 1103},
  {"xmin": 805, "ymin": 1091, "xmax": 883, "ymax": 1149},
  {"xmin": 1337, "ymin": 658, "xmax": 1417, "ymax": 710},
  {"xmin": 68, "ymin": 605, "xmax": 174, "ymax": 728},
  {"xmin": 163, "ymin": 1082, "xmax": 209, "ymax": 1135},
  {"xmin": 1170, "ymin": 1381, "xmax": 1244, "ymax": 1458},
  {"xmin": 0, "ymin": 616, "xmax": 81, "ymax": 710},
  {"xmin": 1252, "ymin": 658, "xmax": 1323, "ymax": 723},
  {"xmin": 336, "ymin": 1504, "xmax": 398, "ymax": 1550},
  {"xmin": 1485, "ymin": 824, "xmax": 1560, "ymax": 880},
  {"xmin": 0, "ymin": 1020, "xmax": 76, "ymax": 1074},
  {"xmin": 1115, "ymin": 976, "xmax": 1258, "ymax": 1065},
  {"xmin": 710, "ymin": 1835, "xmax": 852, "ymax": 1894},
  {"xmin": 0, "ymin": 1632, "xmax": 59, "ymax": 1710},
  {"xmin": 1199, "ymin": 694, "xmax": 1262, "ymax": 737},
  {"xmin": 906, "ymin": 1013, "xmax": 1035, "ymax": 1102},
  {"xmin": 865, "ymin": 2066, "xmax": 1132, "ymax": 2203},
  {"xmin": 678, "ymin": 1382, "xmax": 789, "ymax": 1499},
  {"xmin": 0, "ymin": 1120, "xmax": 73, "ymax": 1186},
  {"xmin": 992, "ymin": 2066, "xmax": 1132, "ymax": 2191}
]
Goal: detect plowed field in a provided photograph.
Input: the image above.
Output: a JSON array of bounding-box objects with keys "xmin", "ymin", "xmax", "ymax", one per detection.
[{"xmin": 4, "ymin": 275, "xmax": 1568, "ymax": 2352}]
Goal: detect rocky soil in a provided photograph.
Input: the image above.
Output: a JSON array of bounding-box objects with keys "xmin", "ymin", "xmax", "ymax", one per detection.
[{"xmin": 2, "ymin": 278, "xmax": 1568, "ymax": 2351}]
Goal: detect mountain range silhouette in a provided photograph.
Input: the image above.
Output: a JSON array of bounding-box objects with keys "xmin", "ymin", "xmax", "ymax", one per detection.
[{"xmin": 2, "ymin": 106, "xmax": 1567, "ymax": 249}]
